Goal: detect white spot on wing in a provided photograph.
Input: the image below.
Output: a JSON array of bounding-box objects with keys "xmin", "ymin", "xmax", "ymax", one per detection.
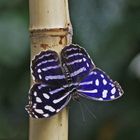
[
  {"xmin": 103, "ymin": 79, "xmax": 107, "ymax": 85},
  {"xmin": 86, "ymin": 63, "xmax": 89, "ymax": 67},
  {"xmin": 70, "ymin": 67, "xmax": 86, "ymax": 77},
  {"xmin": 98, "ymin": 98, "xmax": 103, "ymax": 101},
  {"xmin": 53, "ymin": 91, "xmax": 70, "ymax": 104},
  {"xmin": 101, "ymin": 74, "xmax": 104, "ymax": 78},
  {"xmin": 44, "ymin": 105, "xmax": 55, "ymax": 112},
  {"xmin": 43, "ymin": 114, "xmax": 49, "ymax": 117},
  {"xmin": 119, "ymin": 92, "xmax": 122, "ymax": 96},
  {"xmin": 67, "ymin": 59, "xmax": 83, "ymax": 65},
  {"xmin": 50, "ymin": 87, "xmax": 64, "ymax": 95},
  {"xmin": 93, "ymin": 72, "xmax": 97, "ymax": 75},
  {"xmin": 34, "ymin": 91, "xmax": 37, "ymax": 96},
  {"xmin": 42, "ymin": 65, "xmax": 60, "ymax": 71},
  {"xmin": 83, "ymin": 58, "xmax": 86, "ymax": 62},
  {"xmin": 66, "ymin": 47, "xmax": 78, "ymax": 52},
  {"xmin": 67, "ymin": 53, "xmax": 83, "ymax": 58},
  {"xmin": 78, "ymin": 89, "xmax": 98, "ymax": 93},
  {"xmin": 56, "ymin": 109, "xmax": 60, "ymax": 113},
  {"xmin": 36, "ymin": 97, "xmax": 42, "ymax": 103},
  {"xmin": 95, "ymin": 79, "xmax": 99, "ymax": 86},
  {"xmin": 102, "ymin": 90, "xmax": 108, "ymax": 98},
  {"xmin": 111, "ymin": 87, "xmax": 116, "ymax": 94},
  {"xmin": 109, "ymin": 83, "xmax": 114, "ymax": 87},
  {"xmin": 34, "ymin": 115, "xmax": 38, "ymax": 118},
  {"xmin": 37, "ymin": 59, "xmax": 57, "ymax": 67},
  {"xmin": 37, "ymin": 69, "xmax": 41, "ymax": 73},
  {"xmin": 45, "ymin": 75, "xmax": 65, "ymax": 80},
  {"xmin": 33, "ymin": 103, "xmax": 37, "ymax": 108},
  {"xmin": 34, "ymin": 109, "xmax": 44, "ymax": 114},
  {"xmin": 38, "ymin": 53, "xmax": 52, "ymax": 60},
  {"xmin": 38, "ymin": 84, "xmax": 47, "ymax": 89},
  {"xmin": 39, "ymin": 74, "xmax": 42, "ymax": 79},
  {"xmin": 43, "ymin": 93, "xmax": 50, "ymax": 99},
  {"xmin": 79, "ymin": 81, "xmax": 93, "ymax": 86},
  {"xmin": 110, "ymin": 95, "xmax": 115, "ymax": 99}
]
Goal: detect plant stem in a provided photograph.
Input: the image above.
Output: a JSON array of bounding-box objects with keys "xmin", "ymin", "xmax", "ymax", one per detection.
[{"xmin": 29, "ymin": 0, "xmax": 72, "ymax": 140}]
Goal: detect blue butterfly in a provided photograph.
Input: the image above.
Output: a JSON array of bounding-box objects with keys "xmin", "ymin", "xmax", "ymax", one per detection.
[{"xmin": 26, "ymin": 44, "xmax": 124, "ymax": 118}]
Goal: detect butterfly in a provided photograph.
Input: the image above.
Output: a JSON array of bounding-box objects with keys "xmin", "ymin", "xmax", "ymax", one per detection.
[{"xmin": 26, "ymin": 44, "xmax": 124, "ymax": 118}]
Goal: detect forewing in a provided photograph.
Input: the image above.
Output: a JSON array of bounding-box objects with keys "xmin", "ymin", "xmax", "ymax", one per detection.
[
  {"xmin": 26, "ymin": 83, "xmax": 71, "ymax": 118},
  {"xmin": 61, "ymin": 44, "xmax": 95, "ymax": 83},
  {"xmin": 77, "ymin": 68, "xmax": 124, "ymax": 101},
  {"xmin": 31, "ymin": 50, "xmax": 67, "ymax": 86}
]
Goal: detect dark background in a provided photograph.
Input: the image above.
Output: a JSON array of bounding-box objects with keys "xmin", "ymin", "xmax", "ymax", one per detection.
[{"xmin": 0, "ymin": 0, "xmax": 140, "ymax": 140}]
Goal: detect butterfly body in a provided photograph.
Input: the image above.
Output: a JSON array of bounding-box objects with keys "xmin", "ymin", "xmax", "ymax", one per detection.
[{"xmin": 26, "ymin": 44, "xmax": 124, "ymax": 118}]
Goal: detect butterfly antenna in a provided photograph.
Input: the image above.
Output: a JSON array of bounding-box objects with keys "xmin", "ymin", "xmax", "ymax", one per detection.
[
  {"xmin": 77, "ymin": 100, "xmax": 86, "ymax": 122},
  {"xmin": 82, "ymin": 101, "xmax": 97, "ymax": 120}
]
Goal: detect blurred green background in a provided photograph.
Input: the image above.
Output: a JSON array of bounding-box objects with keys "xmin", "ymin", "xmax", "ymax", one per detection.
[{"xmin": 0, "ymin": 0, "xmax": 140, "ymax": 140}]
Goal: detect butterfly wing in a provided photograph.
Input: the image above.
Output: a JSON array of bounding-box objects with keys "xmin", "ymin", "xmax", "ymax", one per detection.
[
  {"xmin": 31, "ymin": 50, "xmax": 67, "ymax": 86},
  {"xmin": 61, "ymin": 44, "xmax": 95, "ymax": 84},
  {"xmin": 77, "ymin": 68, "xmax": 124, "ymax": 101},
  {"xmin": 26, "ymin": 83, "xmax": 72, "ymax": 118}
]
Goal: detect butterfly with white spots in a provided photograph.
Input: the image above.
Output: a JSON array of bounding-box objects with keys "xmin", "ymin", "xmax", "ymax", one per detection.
[{"xmin": 26, "ymin": 44, "xmax": 124, "ymax": 118}]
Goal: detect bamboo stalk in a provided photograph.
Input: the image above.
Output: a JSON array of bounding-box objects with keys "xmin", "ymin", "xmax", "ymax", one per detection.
[{"xmin": 29, "ymin": 0, "xmax": 72, "ymax": 140}]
